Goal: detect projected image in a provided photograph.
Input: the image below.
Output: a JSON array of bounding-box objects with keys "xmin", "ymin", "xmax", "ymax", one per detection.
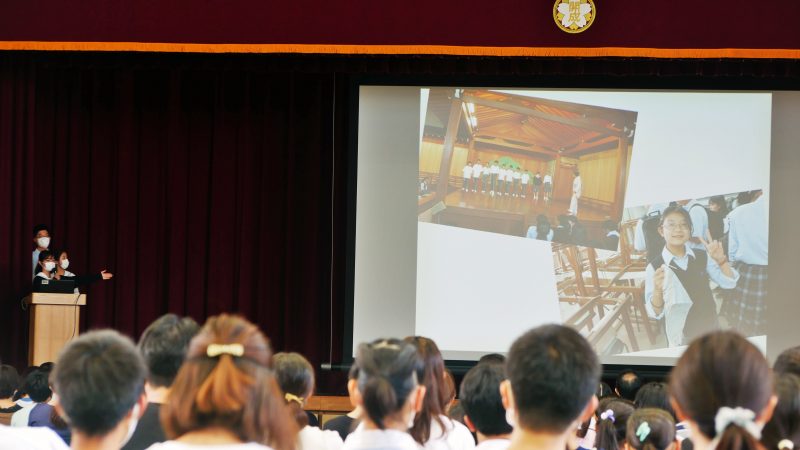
[
  {"xmin": 553, "ymin": 190, "xmax": 768, "ymax": 356},
  {"xmin": 418, "ymin": 88, "xmax": 637, "ymax": 250}
]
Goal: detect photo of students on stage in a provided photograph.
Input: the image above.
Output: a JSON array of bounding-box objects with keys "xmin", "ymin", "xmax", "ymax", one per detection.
[
  {"xmin": 644, "ymin": 205, "xmax": 739, "ymax": 347},
  {"xmin": 53, "ymin": 250, "xmax": 113, "ymax": 292},
  {"xmin": 32, "ymin": 224, "xmax": 51, "ymax": 279}
]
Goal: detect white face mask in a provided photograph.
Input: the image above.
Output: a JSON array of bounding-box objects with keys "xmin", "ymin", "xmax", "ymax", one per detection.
[
  {"xmin": 37, "ymin": 237, "xmax": 50, "ymax": 249},
  {"xmin": 44, "ymin": 261, "xmax": 56, "ymax": 271},
  {"xmin": 120, "ymin": 403, "xmax": 141, "ymax": 448},
  {"xmin": 60, "ymin": 259, "xmax": 69, "ymax": 270}
]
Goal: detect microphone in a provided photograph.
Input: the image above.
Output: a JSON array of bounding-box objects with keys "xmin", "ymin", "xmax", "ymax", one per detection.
[{"xmin": 321, "ymin": 362, "xmax": 333, "ymax": 371}]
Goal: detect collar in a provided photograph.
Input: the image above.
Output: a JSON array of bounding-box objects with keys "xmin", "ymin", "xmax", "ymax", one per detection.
[
  {"xmin": 662, "ymin": 243, "xmax": 695, "ymax": 265},
  {"xmin": 35, "ymin": 272, "xmax": 53, "ymax": 280}
]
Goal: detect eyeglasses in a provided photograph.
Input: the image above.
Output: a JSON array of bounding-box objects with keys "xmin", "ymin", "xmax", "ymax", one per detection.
[{"xmin": 662, "ymin": 222, "xmax": 690, "ymax": 231}]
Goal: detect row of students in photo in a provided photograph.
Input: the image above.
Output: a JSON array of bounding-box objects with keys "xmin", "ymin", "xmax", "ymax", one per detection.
[
  {"xmin": 462, "ymin": 161, "xmax": 552, "ymax": 200},
  {"xmin": 30, "ymin": 224, "xmax": 114, "ymax": 292}
]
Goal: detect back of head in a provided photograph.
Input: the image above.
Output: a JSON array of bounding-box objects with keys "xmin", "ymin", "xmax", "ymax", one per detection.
[
  {"xmin": 138, "ymin": 313, "xmax": 200, "ymax": 388},
  {"xmin": 627, "ymin": 408, "xmax": 676, "ymax": 450},
  {"xmin": 404, "ymin": 336, "xmax": 447, "ymax": 444},
  {"xmin": 761, "ymin": 373, "xmax": 800, "ymax": 450},
  {"xmin": 596, "ymin": 397, "xmax": 636, "ymax": 450},
  {"xmin": 478, "ymin": 353, "xmax": 506, "ymax": 365},
  {"xmin": 162, "ymin": 314, "xmax": 297, "ymax": 450},
  {"xmin": 670, "ymin": 331, "xmax": 772, "ymax": 450},
  {"xmin": 507, "ymin": 324, "xmax": 600, "ymax": 433},
  {"xmin": 356, "ymin": 339, "xmax": 422, "ymax": 431},
  {"xmin": 635, "ymin": 382, "xmax": 676, "ymax": 421},
  {"xmin": 774, "ymin": 346, "xmax": 800, "ymax": 377},
  {"xmin": 616, "ymin": 370, "xmax": 643, "ymax": 401},
  {"xmin": 273, "ymin": 352, "xmax": 315, "ymax": 428},
  {"xmin": 460, "ymin": 362, "xmax": 512, "ymax": 437},
  {"xmin": 598, "ymin": 382, "xmax": 615, "ymax": 399},
  {"xmin": 25, "ymin": 369, "xmax": 52, "ymax": 403},
  {"xmin": 0, "ymin": 365, "xmax": 20, "ymax": 399},
  {"xmin": 51, "ymin": 329, "xmax": 146, "ymax": 436}
]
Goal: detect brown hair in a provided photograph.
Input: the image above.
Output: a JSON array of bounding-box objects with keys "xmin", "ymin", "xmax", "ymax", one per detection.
[
  {"xmin": 273, "ymin": 352, "xmax": 314, "ymax": 428},
  {"xmin": 626, "ymin": 408, "xmax": 676, "ymax": 450},
  {"xmin": 405, "ymin": 336, "xmax": 448, "ymax": 444},
  {"xmin": 595, "ymin": 397, "xmax": 635, "ymax": 450},
  {"xmin": 670, "ymin": 331, "xmax": 772, "ymax": 450},
  {"xmin": 161, "ymin": 314, "xmax": 297, "ymax": 450},
  {"xmin": 761, "ymin": 373, "xmax": 800, "ymax": 450}
]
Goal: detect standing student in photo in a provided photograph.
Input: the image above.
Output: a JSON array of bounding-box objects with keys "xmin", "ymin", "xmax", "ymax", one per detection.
[
  {"xmin": 543, "ymin": 172, "xmax": 553, "ymax": 203},
  {"xmin": 644, "ymin": 206, "xmax": 739, "ymax": 347},
  {"xmin": 472, "ymin": 160, "xmax": 483, "ymax": 193},
  {"xmin": 462, "ymin": 162, "xmax": 473, "ymax": 191},
  {"xmin": 570, "ymin": 169, "xmax": 582, "ymax": 216},
  {"xmin": 490, "ymin": 161, "xmax": 500, "ymax": 196},
  {"xmin": 31, "ymin": 224, "xmax": 51, "ymax": 279},
  {"xmin": 532, "ymin": 172, "xmax": 542, "ymax": 202},
  {"xmin": 482, "ymin": 164, "xmax": 491, "ymax": 194},
  {"xmin": 521, "ymin": 170, "xmax": 530, "ymax": 199},
  {"xmin": 512, "ymin": 168, "xmax": 521, "ymax": 197}
]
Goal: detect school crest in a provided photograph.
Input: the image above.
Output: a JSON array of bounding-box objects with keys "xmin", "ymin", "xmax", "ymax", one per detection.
[{"xmin": 553, "ymin": 0, "xmax": 596, "ymax": 34}]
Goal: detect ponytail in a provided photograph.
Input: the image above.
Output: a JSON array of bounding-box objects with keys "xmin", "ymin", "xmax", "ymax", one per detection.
[
  {"xmin": 195, "ymin": 353, "xmax": 253, "ymax": 413},
  {"xmin": 361, "ymin": 375, "xmax": 399, "ymax": 429},
  {"xmin": 596, "ymin": 411, "xmax": 620, "ymax": 450},
  {"xmin": 596, "ymin": 399, "xmax": 635, "ymax": 450}
]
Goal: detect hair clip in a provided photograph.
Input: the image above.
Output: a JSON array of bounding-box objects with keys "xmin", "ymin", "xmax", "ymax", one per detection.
[
  {"xmin": 600, "ymin": 409, "xmax": 615, "ymax": 423},
  {"xmin": 778, "ymin": 440, "xmax": 795, "ymax": 450},
  {"xmin": 636, "ymin": 422, "xmax": 651, "ymax": 442},
  {"xmin": 285, "ymin": 393, "xmax": 305, "ymax": 405},
  {"xmin": 206, "ymin": 343, "xmax": 245, "ymax": 358}
]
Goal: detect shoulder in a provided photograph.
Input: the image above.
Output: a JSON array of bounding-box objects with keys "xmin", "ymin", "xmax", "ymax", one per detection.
[
  {"xmin": 300, "ymin": 426, "xmax": 343, "ymax": 450},
  {"xmin": 0, "ymin": 424, "xmax": 69, "ymax": 450}
]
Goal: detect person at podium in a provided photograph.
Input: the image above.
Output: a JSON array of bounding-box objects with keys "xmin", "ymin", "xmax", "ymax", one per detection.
[
  {"xmin": 53, "ymin": 249, "xmax": 113, "ymax": 291},
  {"xmin": 32, "ymin": 251, "xmax": 57, "ymax": 292}
]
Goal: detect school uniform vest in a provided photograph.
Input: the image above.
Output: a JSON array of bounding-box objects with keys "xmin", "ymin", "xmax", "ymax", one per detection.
[{"xmin": 649, "ymin": 249, "xmax": 719, "ymax": 341}]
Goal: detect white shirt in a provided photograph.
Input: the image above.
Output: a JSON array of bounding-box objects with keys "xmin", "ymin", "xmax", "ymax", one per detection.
[
  {"xmin": 343, "ymin": 426, "xmax": 422, "ymax": 450},
  {"xmin": 33, "ymin": 249, "xmax": 42, "ymax": 280},
  {"xmin": 146, "ymin": 442, "xmax": 274, "ymax": 450},
  {"xmin": 727, "ymin": 193, "xmax": 768, "ymax": 265},
  {"xmin": 10, "ymin": 398, "xmax": 35, "ymax": 427},
  {"xmin": 521, "ymin": 173, "xmax": 530, "ymax": 184},
  {"xmin": 423, "ymin": 415, "xmax": 475, "ymax": 450},
  {"xmin": 475, "ymin": 439, "xmax": 510, "ymax": 450},
  {"xmin": 490, "ymin": 165, "xmax": 499, "ymax": 174},
  {"xmin": 543, "ymin": 175, "xmax": 552, "ymax": 184},
  {"xmin": 644, "ymin": 244, "xmax": 739, "ymax": 346},
  {"xmin": 472, "ymin": 165, "xmax": 482, "ymax": 178},
  {"xmin": 512, "ymin": 171, "xmax": 521, "ymax": 180},
  {"xmin": 526, "ymin": 226, "xmax": 554, "ymax": 242},
  {"xmin": 0, "ymin": 424, "xmax": 68, "ymax": 450},
  {"xmin": 462, "ymin": 166, "xmax": 473, "ymax": 179},
  {"xmin": 299, "ymin": 425, "xmax": 344, "ymax": 450},
  {"xmin": 572, "ymin": 176, "xmax": 581, "ymax": 198},
  {"xmin": 502, "ymin": 170, "xmax": 510, "ymax": 182}
]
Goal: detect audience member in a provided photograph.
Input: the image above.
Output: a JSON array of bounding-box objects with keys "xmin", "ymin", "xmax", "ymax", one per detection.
[
  {"xmin": 626, "ymin": 408, "xmax": 676, "ymax": 450},
  {"xmin": 0, "ymin": 424, "xmax": 68, "ymax": 450},
  {"xmin": 32, "ymin": 224, "xmax": 51, "ymax": 278},
  {"xmin": 123, "ymin": 313, "xmax": 199, "ymax": 450},
  {"xmin": 670, "ymin": 331, "xmax": 776, "ymax": 450},
  {"xmin": 502, "ymin": 324, "xmax": 600, "ymax": 450},
  {"xmin": 634, "ymin": 382, "xmax": 676, "ymax": 422},
  {"xmin": 478, "ymin": 354, "xmax": 506, "ymax": 365},
  {"xmin": 443, "ymin": 370, "xmax": 457, "ymax": 415},
  {"xmin": 460, "ymin": 362, "xmax": 511, "ymax": 449},
  {"xmin": 25, "ymin": 369, "xmax": 70, "ymax": 444},
  {"xmin": 10, "ymin": 368, "xmax": 47, "ymax": 427},
  {"xmin": 0, "ymin": 365, "xmax": 21, "ymax": 425},
  {"xmin": 598, "ymin": 382, "xmax": 615, "ymax": 399},
  {"xmin": 323, "ymin": 364, "xmax": 362, "ymax": 441},
  {"xmin": 273, "ymin": 352, "xmax": 343, "ymax": 450},
  {"xmin": 615, "ymin": 370, "xmax": 642, "ymax": 401},
  {"xmin": 774, "ymin": 346, "xmax": 800, "ymax": 377},
  {"xmin": 51, "ymin": 329, "xmax": 147, "ymax": 450},
  {"xmin": 761, "ymin": 373, "xmax": 800, "ymax": 450},
  {"xmin": 155, "ymin": 314, "xmax": 297, "ymax": 450},
  {"xmin": 405, "ymin": 336, "xmax": 475, "ymax": 449},
  {"xmin": 595, "ymin": 398, "xmax": 635, "ymax": 450},
  {"xmin": 342, "ymin": 338, "xmax": 425, "ymax": 450}
]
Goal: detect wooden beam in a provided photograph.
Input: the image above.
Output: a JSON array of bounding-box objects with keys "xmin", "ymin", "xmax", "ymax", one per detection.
[
  {"xmin": 562, "ymin": 135, "xmax": 619, "ymax": 155},
  {"xmin": 474, "ymin": 131, "xmax": 558, "ymax": 152},
  {"xmin": 436, "ymin": 94, "xmax": 463, "ymax": 201},
  {"xmin": 463, "ymin": 94, "xmax": 627, "ymax": 138}
]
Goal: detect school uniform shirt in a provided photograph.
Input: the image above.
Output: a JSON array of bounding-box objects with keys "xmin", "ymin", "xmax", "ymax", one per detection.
[
  {"xmin": 32, "ymin": 272, "xmax": 55, "ymax": 292},
  {"xmin": 33, "ymin": 249, "xmax": 43, "ymax": 280},
  {"xmin": 423, "ymin": 415, "xmax": 475, "ymax": 450},
  {"xmin": 29, "ymin": 403, "xmax": 70, "ymax": 445},
  {"xmin": 490, "ymin": 165, "xmax": 499, "ymax": 175},
  {"xmin": 462, "ymin": 166, "xmax": 473, "ymax": 179},
  {"xmin": 644, "ymin": 244, "xmax": 739, "ymax": 346},
  {"xmin": 122, "ymin": 402, "xmax": 166, "ymax": 450},
  {"xmin": 521, "ymin": 173, "xmax": 530, "ymax": 184},
  {"xmin": 475, "ymin": 438, "xmax": 510, "ymax": 450},
  {"xmin": 324, "ymin": 415, "xmax": 358, "ymax": 442},
  {"xmin": 533, "ymin": 175, "xmax": 542, "ymax": 185},
  {"xmin": 0, "ymin": 424, "xmax": 69, "ymax": 450},
  {"xmin": 10, "ymin": 397, "xmax": 34, "ymax": 427},
  {"xmin": 343, "ymin": 424, "xmax": 422, "ymax": 450},
  {"xmin": 543, "ymin": 175, "xmax": 552, "ymax": 184},
  {"xmin": 633, "ymin": 202, "xmax": 671, "ymax": 252},
  {"xmin": 472, "ymin": 165, "xmax": 483, "ymax": 178},
  {"xmin": 727, "ymin": 193, "xmax": 768, "ymax": 265},
  {"xmin": 572, "ymin": 176, "xmax": 581, "ymax": 198},
  {"xmin": 685, "ymin": 200, "xmax": 709, "ymax": 250},
  {"xmin": 512, "ymin": 172, "xmax": 521, "ymax": 181},
  {"xmin": 299, "ymin": 425, "xmax": 344, "ymax": 450}
]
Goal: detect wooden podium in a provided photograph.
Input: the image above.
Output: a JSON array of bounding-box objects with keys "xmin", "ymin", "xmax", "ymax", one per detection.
[{"xmin": 24, "ymin": 293, "xmax": 86, "ymax": 365}]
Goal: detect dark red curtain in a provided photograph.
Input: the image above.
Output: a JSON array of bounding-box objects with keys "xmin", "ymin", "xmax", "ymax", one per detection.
[{"xmin": 1, "ymin": 52, "xmax": 799, "ymax": 393}]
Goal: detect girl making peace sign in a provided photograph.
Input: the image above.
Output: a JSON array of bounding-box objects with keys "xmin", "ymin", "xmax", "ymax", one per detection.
[{"xmin": 645, "ymin": 205, "xmax": 739, "ymax": 347}]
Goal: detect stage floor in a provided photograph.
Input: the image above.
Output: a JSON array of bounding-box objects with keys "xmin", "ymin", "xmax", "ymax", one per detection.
[{"xmin": 443, "ymin": 189, "xmax": 611, "ymax": 224}]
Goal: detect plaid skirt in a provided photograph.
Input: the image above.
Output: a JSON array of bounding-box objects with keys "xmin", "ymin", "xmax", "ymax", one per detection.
[{"xmin": 726, "ymin": 262, "xmax": 768, "ymax": 336}]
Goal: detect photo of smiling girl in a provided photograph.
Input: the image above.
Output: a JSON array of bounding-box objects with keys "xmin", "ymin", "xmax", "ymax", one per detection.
[{"xmin": 644, "ymin": 205, "xmax": 739, "ymax": 347}]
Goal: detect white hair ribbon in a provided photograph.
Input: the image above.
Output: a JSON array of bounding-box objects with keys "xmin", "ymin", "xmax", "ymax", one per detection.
[
  {"xmin": 206, "ymin": 343, "xmax": 245, "ymax": 358},
  {"xmin": 714, "ymin": 406, "xmax": 762, "ymax": 440},
  {"xmin": 778, "ymin": 440, "xmax": 795, "ymax": 450}
]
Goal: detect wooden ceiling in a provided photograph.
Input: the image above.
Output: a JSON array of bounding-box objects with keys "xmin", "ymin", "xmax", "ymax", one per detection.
[{"xmin": 423, "ymin": 89, "xmax": 637, "ymax": 159}]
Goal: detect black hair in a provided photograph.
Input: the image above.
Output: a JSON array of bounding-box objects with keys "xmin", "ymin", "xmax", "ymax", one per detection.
[
  {"xmin": 348, "ymin": 362, "xmax": 360, "ymax": 380},
  {"xmin": 138, "ymin": 313, "xmax": 200, "ymax": 388},
  {"xmin": 0, "ymin": 365, "xmax": 20, "ymax": 399},
  {"xmin": 36, "ymin": 250, "xmax": 56, "ymax": 276},
  {"xmin": 737, "ymin": 191, "xmax": 754, "ymax": 206},
  {"xmin": 273, "ymin": 352, "xmax": 315, "ymax": 427},
  {"xmin": 615, "ymin": 370, "xmax": 643, "ymax": 401},
  {"xmin": 24, "ymin": 369, "xmax": 52, "ymax": 402},
  {"xmin": 626, "ymin": 408, "xmax": 676, "ymax": 450},
  {"xmin": 709, "ymin": 195, "xmax": 729, "ymax": 215},
  {"xmin": 33, "ymin": 224, "xmax": 50, "ymax": 238},
  {"xmin": 596, "ymin": 397, "xmax": 635, "ymax": 450},
  {"xmin": 506, "ymin": 324, "xmax": 600, "ymax": 433},
  {"xmin": 356, "ymin": 339, "xmax": 422, "ymax": 430},
  {"xmin": 478, "ymin": 353, "xmax": 506, "ymax": 365},
  {"xmin": 774, "ymin": 346, "xmax": 800, "ymax": 377},
  {"xmin": 659, "ymin": 205, "xmax": 693, "ymax": 234},
  {"xmin": 762, "ymin": 373, "xmax": 800, "ymax": 450},
  {"xmin": 634, "ymin": 382, "xmax": 676, "ymax": 421},
  {"xmin": 536, "ymin": 214, "xmax": 552, "ymax": 240},
  {"xmin": 460, "ymin": 362, "xmax": 512, "ymax": 437},
  {"xmin": 597, "ymin": 381, "xmax": 615, "ymax": 399},
  {"xmin": 52, "ymin": 329, "xmax": 146, "ymax": 436}
]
